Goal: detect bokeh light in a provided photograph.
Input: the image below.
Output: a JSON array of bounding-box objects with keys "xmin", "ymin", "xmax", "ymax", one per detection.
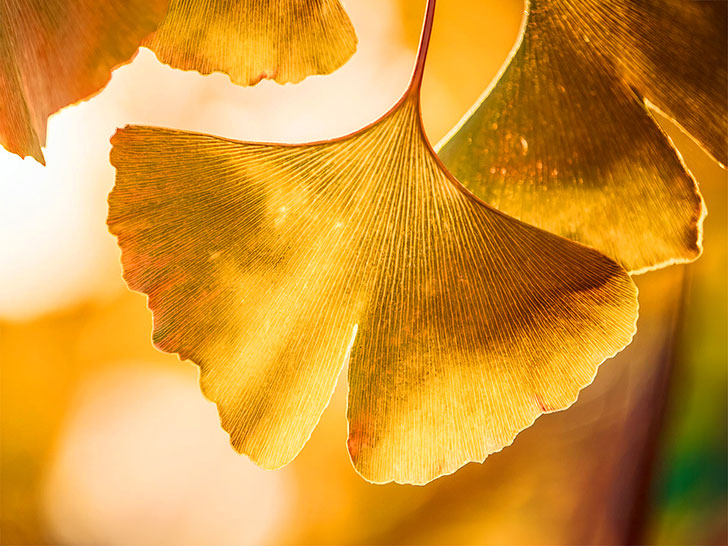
[{"xmin": 43, "ymin": 364, "xmax": 289, "ymax": 545}]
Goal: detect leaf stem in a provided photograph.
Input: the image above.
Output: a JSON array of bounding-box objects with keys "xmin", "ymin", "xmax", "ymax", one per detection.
[{"xmin": 408, "ymin": 0, "xmax": 437, "ymax": 94}]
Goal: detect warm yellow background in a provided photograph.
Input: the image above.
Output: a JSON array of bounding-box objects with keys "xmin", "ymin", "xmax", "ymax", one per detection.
[{"xmin": 1, "ymin": 1, "xmax": 725, "ymax": 543}]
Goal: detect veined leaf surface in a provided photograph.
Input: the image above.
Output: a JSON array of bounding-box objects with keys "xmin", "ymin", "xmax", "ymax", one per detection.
[
  {"xmin": 438, "ymin": 0, "xmax": 726, "ymax": 273},
  {"xmin": 144, "ymin": 0, "xmax": 357, "ymax": 85},
  {"xmin": 108, "ymin": 0, "xmax": 638, "ymax": 484}
]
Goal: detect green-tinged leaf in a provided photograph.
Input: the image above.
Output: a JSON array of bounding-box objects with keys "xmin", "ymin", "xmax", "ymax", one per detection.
[{"xmin": 438, "ymin": 0, "xmax": 725, "ymax": 273}]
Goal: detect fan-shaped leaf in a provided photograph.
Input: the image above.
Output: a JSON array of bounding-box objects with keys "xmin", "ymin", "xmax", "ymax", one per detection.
[
  {"xmin": 144, "ymin": 0, "xmax": 357, "ymax": 86},
  {"xmin": 438, "ymin": 0, "xmax": 725, "ymax": 273},
  {"xmin": 108, "ymin": 0, "xmax": 639, "ymax": 483},
  {"xmin": 0, "ymin": 0, "xmax": 169, "ymax": 164},
  {"xmin": 109, "ymin": 98, "xmax": 638, "ymax": 486}
]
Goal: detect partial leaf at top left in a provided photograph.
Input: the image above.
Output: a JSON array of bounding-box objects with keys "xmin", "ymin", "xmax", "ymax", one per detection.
[
  {"xmin": 0, "ymin": 0, "xmax": 170, "ymax": 165},
  {"xmin": 0, "ymin": 1, "xmax": 358, "ymax": 165}
]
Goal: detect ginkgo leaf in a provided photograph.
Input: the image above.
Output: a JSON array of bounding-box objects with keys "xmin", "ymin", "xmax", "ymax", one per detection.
[
  {"xmin": 0, "ymin": 0, "xmax": 169, "ymax": 164},
  {"xmin": 144, "ymin": 0, "xmax": 357, "ymax": 86},
  {"xmin": 438, "ymin": 0, "xmax": 726, "ymax": 273},
  {"xmin": 107, "ymin": 0, "xmax": 638, "ymax": 484}
]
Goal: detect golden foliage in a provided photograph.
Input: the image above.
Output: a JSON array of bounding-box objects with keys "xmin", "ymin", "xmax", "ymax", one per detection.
[
  {"xmin": 439, "ymin": 0, "xmax": 726, "ymax": 272},
  {"xmin": 0, "ymin": 0, "xmax": 357, "ymax": 163},
  {"xmin": 108, "ymin": 11, "xmax": 639, "ymax": 480},
  {"xmin": 144, "ymin": 0, "xmax": 357, "ymax": 85}
]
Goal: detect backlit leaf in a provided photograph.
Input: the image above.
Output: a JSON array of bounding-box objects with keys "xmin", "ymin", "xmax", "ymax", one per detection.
[
  {"xmin": 0, "ymin": 0, "xmax": 169, "ymax": 164},
  {"xmin": 438, "ymin": 0, "xmax": 726, "ymax": 273},
  {"xmin": 144, "ymin": 0, "xmax": 358, "ymax": 85},
  {"xmin": 108, "ymin": 0, "xmax": 638, "ymax": 484}
]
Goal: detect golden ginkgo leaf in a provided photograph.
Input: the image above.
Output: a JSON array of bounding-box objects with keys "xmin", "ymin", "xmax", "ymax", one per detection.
[
  {"xmin": 438, "ymin": 0, "xmax": 726, "ymax": 273},
  {"xmin": 144, "ymin": 0, "xmax": 357, "ymax": 86},
  {"xmin": 108, "ymin": 0, "xmax": 638, "ymax": 484},
  {"xmin": 0, "ymin": 0, "xmax": 169, "ymax": 164}
]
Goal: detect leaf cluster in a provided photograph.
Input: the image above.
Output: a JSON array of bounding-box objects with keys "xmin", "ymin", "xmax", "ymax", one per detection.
[{"xmin": 2, "ymin": 0, "xmax": 725, "ymax": 484}]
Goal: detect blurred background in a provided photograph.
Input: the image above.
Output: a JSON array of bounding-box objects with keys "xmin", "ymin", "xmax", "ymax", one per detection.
[{"xmin": 0, "ymin": 0, "xmax": 726, "ymax": 544}]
